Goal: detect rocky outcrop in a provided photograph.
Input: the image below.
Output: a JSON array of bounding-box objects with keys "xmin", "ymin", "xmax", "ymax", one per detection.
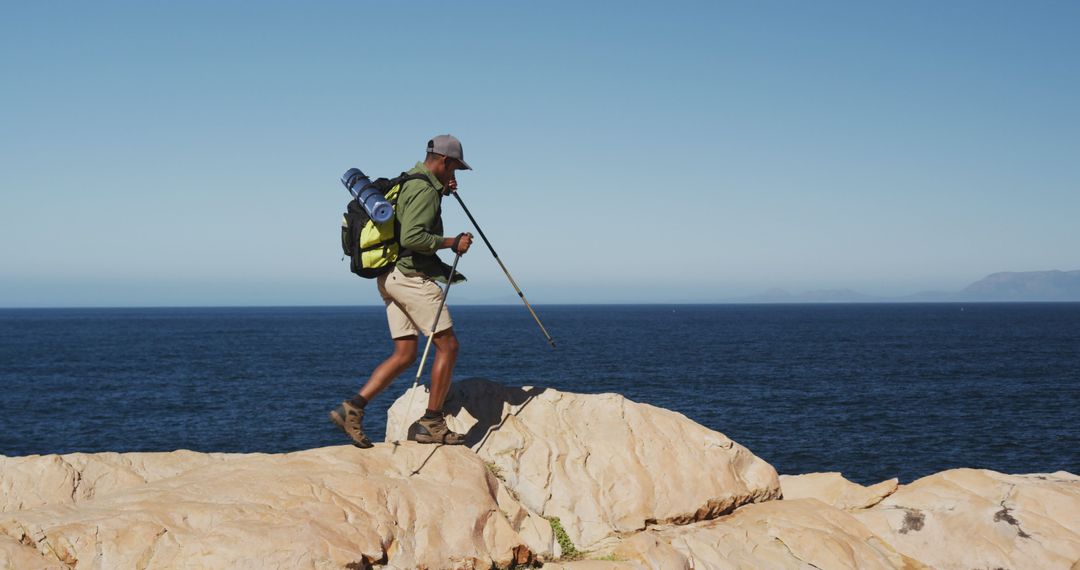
[
  {"xmin": 547, "ymin": 467, "xmax": 1080, "ymax": 568},
  {"xmin": 852, "ymin": 468, "xmax": 1080, "ymax": 570},
  {"xmin": 386, "ymin": 380, "xmax": 781, "ymax": 550},
  {"xmin": 780, "ymin": 472, "xmax": 899, "ymax": 510},
  {"xmin": 0, "ymin": 444, "xmax": 554, "ymax": 569},
  {"xmin": 542, "ymin": 499, "xmax": 924, "ymax": 569},
  {"xmin": 3, "ymin": 381, "xmax": 1079, "ymax": 569},
  {"xmin": 0, "ymin": 449, "xmax": 229, "ymax": 513}
]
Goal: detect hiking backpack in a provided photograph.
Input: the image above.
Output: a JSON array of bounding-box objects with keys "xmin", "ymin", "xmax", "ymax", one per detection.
[{"xmin": 340, "ymin": 172, "xmax": 430, "ymax": 278}]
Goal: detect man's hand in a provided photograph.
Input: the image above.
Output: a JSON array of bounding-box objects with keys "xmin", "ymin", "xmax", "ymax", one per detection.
[
  {"xmin": 444, "ymin": 178, "xmax": 458, "ymax": 195},
  {"xmin": 452, "ymin": 232, "xmax": 473, "ymax": 254}
]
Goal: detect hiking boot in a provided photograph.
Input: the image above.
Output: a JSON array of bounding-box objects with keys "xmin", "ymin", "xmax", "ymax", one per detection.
[
  {"xmin": 329, "ymin": 400, "xmax": 374, "ymax": 448},
  {"xmin": 410, "ymin": 412, "xmax": 466, "ymax": 445}
]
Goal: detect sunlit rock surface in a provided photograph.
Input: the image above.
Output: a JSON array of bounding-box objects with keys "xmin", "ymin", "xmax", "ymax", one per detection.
[
  {"xmin": 387, "ymin": 379, "xmax": 781, "ymax": 549},
  {"xmin": 0, "ymin": 445, "xmax": 553, "ymax": 569},
  {"xmin": 3, "ymin": 381, "xmax": 1078, "ymax": 569},
  {"xmin": 852, "ymin": 468, "xmax": 1080, "ymax": 570},
  {"xmin": 780, "ymin": 472, "xmax": 899, "ymax": 510},
  {"xmin": 543, "ymin": 499, "xmax": 924, "ymax": 569}
]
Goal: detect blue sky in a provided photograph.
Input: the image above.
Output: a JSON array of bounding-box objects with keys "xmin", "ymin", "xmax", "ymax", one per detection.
[{"xmin": 2, "ymin": 1, "xmax": 1077, "ymax": 306}]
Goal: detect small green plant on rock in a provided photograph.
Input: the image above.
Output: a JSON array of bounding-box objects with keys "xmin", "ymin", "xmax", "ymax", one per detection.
[
  {"xmin": 547, "ymin": 517, "xmax": 581, "ymax": 560},
  {"xmin": 485, "ymin": 461, "xmax": 505, "ymax": 481}
]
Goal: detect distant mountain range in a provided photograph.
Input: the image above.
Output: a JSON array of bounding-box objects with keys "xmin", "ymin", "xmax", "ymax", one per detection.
[{"xmin": 737, "ymin": 270, "xmax": 1080, "ymax": 303}]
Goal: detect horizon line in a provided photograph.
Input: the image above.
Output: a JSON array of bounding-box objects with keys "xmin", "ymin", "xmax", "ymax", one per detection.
[{"xmin": 3, "ymin": 300, "xmax": 1080, "ymax": 311}]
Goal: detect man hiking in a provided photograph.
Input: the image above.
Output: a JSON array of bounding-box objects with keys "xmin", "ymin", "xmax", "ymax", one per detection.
[{"xmin": 331, "ymin": 135, "xmax": 474, "ymax": 448}]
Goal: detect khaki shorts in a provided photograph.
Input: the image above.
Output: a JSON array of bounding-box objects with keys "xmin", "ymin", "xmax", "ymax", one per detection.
[{"xmin": 377, "ymin": 266, "xmax": 453, "ymax": 339}]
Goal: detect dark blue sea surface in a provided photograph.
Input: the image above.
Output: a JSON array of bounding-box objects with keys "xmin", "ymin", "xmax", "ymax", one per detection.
[{"xmin": 1, "ymin": 304, "xmax": 1077, "ymax": 485}]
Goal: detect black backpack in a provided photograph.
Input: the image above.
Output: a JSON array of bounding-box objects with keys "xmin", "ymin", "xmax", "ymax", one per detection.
[{"xmin": 341, "ymin": 172, "xmax": 430, "ymax": 278}]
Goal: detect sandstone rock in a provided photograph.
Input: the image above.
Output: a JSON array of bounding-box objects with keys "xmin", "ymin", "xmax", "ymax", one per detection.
[
  {"xmin": 604, "ymin": 499, "xmax": 925, "ymax": 569},
  {"xmin": 386, "ymin": 379, "xmax": 781, "ymax": 550},
  {"xmin": 10, "ymin": 384, "xmax": 1074, "ymax": 570},
  {"xmin": 780, "ymin": 472, "xmax": 898, "ymax": 510},
  {"xmin": 542, "ymin": 561, "xmax": 639, "ymax": 569},
  {"xmin": 0, "ymin": 445, "xmax": 554, "ymax": 569},
  {"xmin": 0, "ymin": 533, "xmax": 58, "ymax": 570},
  {"xmin": 853, "ymin": 468, "xmax": 1080, "ymax": 570},
  {"xmin": 0, "ymin": 450, "xmax": 228, "ymax": 513}
]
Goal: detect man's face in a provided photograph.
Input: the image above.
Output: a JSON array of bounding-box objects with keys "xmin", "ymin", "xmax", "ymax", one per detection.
[{"xmin": 435, "ymin": 156, "xmax": 464, "ymax": 190}]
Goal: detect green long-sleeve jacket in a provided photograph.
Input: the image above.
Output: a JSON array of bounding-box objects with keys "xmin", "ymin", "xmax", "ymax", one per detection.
[{"xmin": 395, "ymin": 162, "xmax": 465, "ymax": 284}]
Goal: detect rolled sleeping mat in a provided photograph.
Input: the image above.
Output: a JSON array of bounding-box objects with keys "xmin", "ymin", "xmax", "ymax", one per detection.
[
  {"xmin": 359, "ymin": 186, "xmax": 393, "ymax": 224},
  {"xmin": 341, "ymin": 168, "xmax": 368, "ymax": 203},
  {"xmin": 341, "ymin": 168, "xmax": 393, "ymax": 224}
]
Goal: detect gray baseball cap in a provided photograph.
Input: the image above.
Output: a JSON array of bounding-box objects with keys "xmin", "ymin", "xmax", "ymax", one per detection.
[{"xmin": 426, "ymin": 134, "xmax": 472, "ymax": 170}]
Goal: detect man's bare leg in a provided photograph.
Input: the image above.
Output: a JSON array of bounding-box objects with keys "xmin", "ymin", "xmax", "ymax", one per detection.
[
  {"xmin": 331, "ymin": 337, "xmax": 417, "ymax": 448},
  {"xmin": 410, "ymin": 328, "xmax": 465, "ymax": 445},
  {"xmin": 358, "ymin": 336, "xmax": 418, "ymax": 401},
  {"xmin": 427, "ymin": 328, "xmax": 459, "ymax": 411}
]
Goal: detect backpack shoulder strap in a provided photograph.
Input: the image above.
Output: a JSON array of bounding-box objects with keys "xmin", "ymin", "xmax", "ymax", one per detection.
[
  {"xmin": 394, "ymin": 172, "xmax": 433, "ymax": 187},
  {"xmin": 389, "ymin": 173, "xmax": 436, "ymax": 204}
]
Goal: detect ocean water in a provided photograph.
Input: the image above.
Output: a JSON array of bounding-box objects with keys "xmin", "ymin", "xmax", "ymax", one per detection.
[{"xmin": 1, "ymin": 303, "xmax": 1077, "ymax": 485}]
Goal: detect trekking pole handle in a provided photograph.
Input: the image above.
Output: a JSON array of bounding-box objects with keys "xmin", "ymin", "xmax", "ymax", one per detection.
[{"xmin": 451, "ymin": 232, "xmax": 473, "ymax": 254}]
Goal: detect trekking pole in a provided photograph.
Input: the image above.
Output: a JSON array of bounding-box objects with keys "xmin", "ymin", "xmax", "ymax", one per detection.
[
  {"xmin": 402, "ymin": 253, "xmax": 461, "ymax": 433},
  {"xmin": 451, "ymin": 192, "xmax": 556, "ymax": 349}
]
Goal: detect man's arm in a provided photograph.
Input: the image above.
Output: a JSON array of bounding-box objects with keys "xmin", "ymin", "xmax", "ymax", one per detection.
[
  {"xmin": 399, "ymin": 183, "xmax": 473, "ymax": 254},
  {"xmin": 398, "ymin": 184, "xmax": 444, "ymax": 255}
]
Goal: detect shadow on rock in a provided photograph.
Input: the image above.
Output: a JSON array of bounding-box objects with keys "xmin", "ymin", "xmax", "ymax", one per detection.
[{"xmin": 440, "ymin": 378, "xmax": 547, "ymax": 449}]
